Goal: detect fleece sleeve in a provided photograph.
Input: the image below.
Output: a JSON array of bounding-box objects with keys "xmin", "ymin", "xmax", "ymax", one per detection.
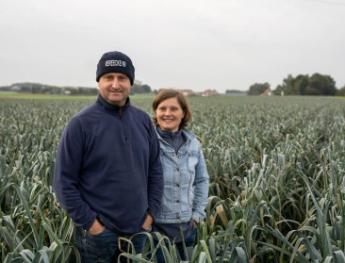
[
  {"xmin": 53, "ymin": 118, "xmax": 97, "ymax": 230},
  {"xmin": 147, "ymin": 122, "xmax": 164, "ymax": 220}
]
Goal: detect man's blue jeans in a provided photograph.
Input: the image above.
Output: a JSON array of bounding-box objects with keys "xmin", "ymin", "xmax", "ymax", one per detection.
[{"xmin": 74, "ymin": 227, "xmax": 147, "ymax": 263}]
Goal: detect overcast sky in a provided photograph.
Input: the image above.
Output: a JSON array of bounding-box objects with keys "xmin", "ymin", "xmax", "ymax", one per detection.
[{"xmin": 1, "ymin": 0, "xmax": 344, "ymax": 92}]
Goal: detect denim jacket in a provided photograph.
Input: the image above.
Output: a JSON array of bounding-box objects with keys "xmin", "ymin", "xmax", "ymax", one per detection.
[{"xmin": 155, "ymin": 128, "xmax": 209, "ymax": 224}]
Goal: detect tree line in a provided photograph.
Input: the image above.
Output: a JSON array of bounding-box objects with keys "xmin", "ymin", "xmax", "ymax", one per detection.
[
  {"xmin": 248, "ymin": 73, "xmax": 345, "ymax": 96},
  {"xmin": 1, "ymin": 73, "xmax": 345, "ymax": 96},
  {"xmin": 0, "ymin": 82, "xmax": 152, "ymax": 95}
]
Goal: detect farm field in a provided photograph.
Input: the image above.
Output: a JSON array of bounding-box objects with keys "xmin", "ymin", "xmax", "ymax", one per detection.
[{"xmin": 1, "ymin": 94, "xmax": 345, "ymax": 262}]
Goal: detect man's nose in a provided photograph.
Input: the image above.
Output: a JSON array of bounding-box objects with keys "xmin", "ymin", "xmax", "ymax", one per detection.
[{"xmin": 111, "ymin": 78, "xmax": 120, "ymax": 88}]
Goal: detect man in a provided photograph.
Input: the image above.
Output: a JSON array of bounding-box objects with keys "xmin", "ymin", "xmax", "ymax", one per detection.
[{"xmin": 53, "ymin": 51, "xmax": 163, "ymax": 262}]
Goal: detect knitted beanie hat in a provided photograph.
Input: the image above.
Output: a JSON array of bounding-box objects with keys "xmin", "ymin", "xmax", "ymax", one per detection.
[{"xmin": 96, "ymin": 51, "xmax": 135, "ymax": 85}]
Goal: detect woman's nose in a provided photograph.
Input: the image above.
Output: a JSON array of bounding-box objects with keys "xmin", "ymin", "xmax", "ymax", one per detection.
[{"xmin": 164, "ymin": 109, "xmax": 172, "ymax": 115}]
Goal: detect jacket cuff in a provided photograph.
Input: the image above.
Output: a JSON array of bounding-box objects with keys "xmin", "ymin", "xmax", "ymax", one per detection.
[{"xmin": 147, "ymin": 207, "xmax": 158, "ymax": 222}]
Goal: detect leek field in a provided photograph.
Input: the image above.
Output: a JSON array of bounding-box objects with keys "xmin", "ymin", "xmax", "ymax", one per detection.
[{"xmin": 1, "ymin": 94, "xmax": 345, "ymax": 262}]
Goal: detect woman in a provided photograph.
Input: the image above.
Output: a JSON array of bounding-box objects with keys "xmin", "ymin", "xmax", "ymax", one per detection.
[{"xmin": 152, "ymin": 89, "xmax": 209, "ymax": 262}]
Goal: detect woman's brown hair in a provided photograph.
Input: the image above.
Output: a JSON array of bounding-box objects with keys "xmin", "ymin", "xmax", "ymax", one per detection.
[{"xmin": 152, "ymin": 89, "xmax": 192, "ymax": 130}]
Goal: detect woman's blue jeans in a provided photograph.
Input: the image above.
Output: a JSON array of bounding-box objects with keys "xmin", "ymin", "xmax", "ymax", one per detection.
[{"xmin": 74, "ymin": 227, "xmax": 147, "ymax": 263}]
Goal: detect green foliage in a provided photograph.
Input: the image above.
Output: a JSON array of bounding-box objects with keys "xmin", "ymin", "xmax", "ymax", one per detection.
[
  {"xmin": 336, "ymin": 85, "xmax": 345, "ymax": 96},
  {"xmin": 0, "ymin": 81, "xmax": 153, "ymax": 96},
  {"xmin": 0, "ymin": 83, "xmax": 98, "ymax": 96},
  {"xmin": 1, "ymin": 96, "xmax": 345, "ymax": 262},
  {"xmin": 274, "ymin": 73, "xmax": 337, "ymax": 96},
  {"xmin": 131, "ymin": 84, "xmax": 152, "ymax": 94},
  {"xmin": 247, "ymin": 83, "xmax": 270, "ymax": 96}
]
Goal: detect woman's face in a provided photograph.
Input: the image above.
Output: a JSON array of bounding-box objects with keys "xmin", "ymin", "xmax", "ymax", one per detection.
[{"xmin": 155, "ymin": 97, "xmax": 185, "ymax": 132}]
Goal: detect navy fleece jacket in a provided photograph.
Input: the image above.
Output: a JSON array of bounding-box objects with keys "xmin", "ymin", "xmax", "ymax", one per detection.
[{"xmin": 53, "ymin": 96, "xmax": 163, "ymax": 235}]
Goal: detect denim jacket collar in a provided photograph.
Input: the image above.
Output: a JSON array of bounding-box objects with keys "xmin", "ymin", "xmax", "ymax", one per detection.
[{"xmin": 155, "ymin": 126, "xmax": 193, "ymax": 152}]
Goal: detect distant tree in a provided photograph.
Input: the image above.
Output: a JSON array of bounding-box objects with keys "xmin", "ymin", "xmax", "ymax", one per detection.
[
  {"xmin": 141, "ymin": 84, "xmax": 151, "ymax": 93},
  {"xmin": 131, "ymin": 83, "xmax": 152, "ymax": 94},
  {"xmin": 273, "ymin": 84, "xmax": 284, "ymax": 96},
  {"xmin": 273, "ymin": 73, "xmax": 336, "ymax": 96},
  {"xmin": 305, "ymin": 73, "xmax": 336, "ymax": 95},
  {"xmin": 131, "ymin": 84, "xmax": 140, "ymax": 94},
  {"xmin": 247, "ymin": 82, "xmax": 270, "ymax": 95},
  {"xmin": 282, "ymin": 74, "xmax": 298, "ymax": 95},
  {"xmin": 274, "ymin": 74, "xmax": 309, "ymax": 95},
  {"xmin": 295, "ymin": 75, "xmax": 309, "ymax": 95},
  {"xmin": 337, "ymin": 85, "xmax": 345, "ymax": 96},
  {"xmin": 6, "ymin": 82, "xmax": 97, "ymax": 95},
  {"xmin": 225, "ymin": 89, "xmax": 245, "ymax": 94},
  {"xmin": 0, "ymin": 86, "xmax": 11, "ymax": 91}
]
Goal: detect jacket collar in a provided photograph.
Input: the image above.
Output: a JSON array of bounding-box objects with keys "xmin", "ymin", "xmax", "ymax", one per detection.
[
  {"xmin": 96, "ymin": 95, "xmax": 130, "ymax": 115},
  {"xmin": 156, "ymin": 126, "xmax": 183, "ymax": 140},
  {"xmin": 155, "ymin": 126, "xmax": 193, "ymax": 146}
]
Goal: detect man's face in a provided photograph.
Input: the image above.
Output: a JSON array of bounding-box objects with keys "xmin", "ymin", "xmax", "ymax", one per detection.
[{"xmin": 98, "ymin": 72, "xmax": 131, "ymax": 106}]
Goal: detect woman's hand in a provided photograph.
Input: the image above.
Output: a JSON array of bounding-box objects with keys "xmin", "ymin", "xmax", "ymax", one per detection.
[{"xmin": 190, "ymin": 219, "xmax": 198, "ymax": 228}]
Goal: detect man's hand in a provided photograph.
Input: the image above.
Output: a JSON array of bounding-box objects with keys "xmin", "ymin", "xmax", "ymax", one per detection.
[
  {"xmin": 142, "ymin": 213, "xmax": 153, "ymax": 231},
  {"xmin": 88, "ymin": 218, "xmax": 105, "ymax": 235}
]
